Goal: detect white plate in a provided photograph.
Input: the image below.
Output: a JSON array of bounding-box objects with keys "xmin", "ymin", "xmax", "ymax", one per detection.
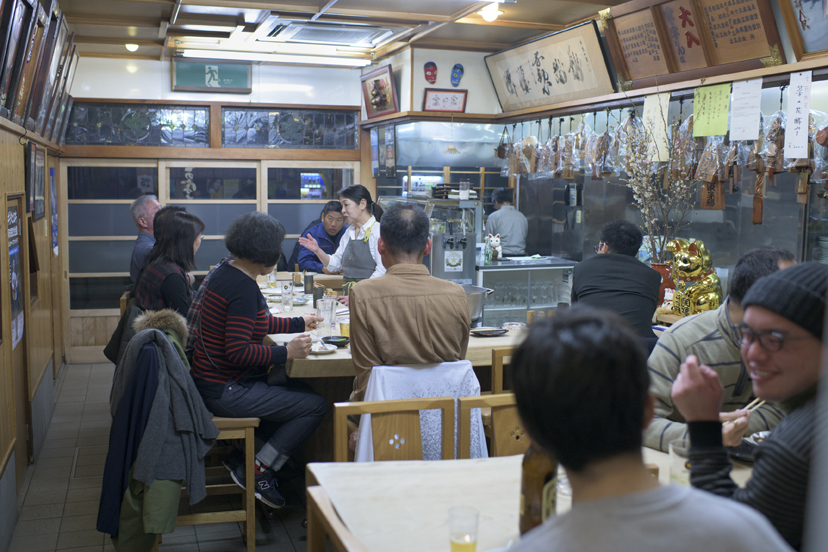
[
  {"xmin": 309, "ymin": 346, "xmax": 337, "ymax": 355},
  {"xmin": 261, "ymin": 289, "xmax": 281, "ymax": 296}
]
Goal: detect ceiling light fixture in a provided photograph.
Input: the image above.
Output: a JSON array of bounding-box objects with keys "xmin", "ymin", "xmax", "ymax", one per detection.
[
  {"xmin": 125, "ymin": 43, "xmax": 139, "ymax": 52},
  {"xmin": 179, "ymin": 49, "xmax": 371, "ymax": 67},
  {"xmin": 480, "ymin": 3, "xmax": 503, "ymax": 22}
]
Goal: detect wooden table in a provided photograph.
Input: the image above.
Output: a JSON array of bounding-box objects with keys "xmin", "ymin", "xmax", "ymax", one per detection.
[{"xmin": 306, "ymin": 450, "xmax": 752, "ymax": 552}]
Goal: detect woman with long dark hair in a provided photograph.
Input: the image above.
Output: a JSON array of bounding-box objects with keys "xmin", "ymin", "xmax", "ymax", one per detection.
[
  {"xmin": 298, "ymin": 185, "xmax": 385, "ymax": 286},
  {"xmin": 134, "ymin": 209, "xmax": 205, "ymax": 317}
]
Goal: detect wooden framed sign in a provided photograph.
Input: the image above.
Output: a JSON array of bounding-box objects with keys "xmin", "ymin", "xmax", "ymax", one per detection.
[
  {"xmin": 484, "ymin": 21, "xmax": 615, "ymax": 113},
  {"xmin": 603, "ymin": 0, "xmax": 785, "ymax": 89},
  {"xmin": 778, "ymin": 0, "xmax": 828, "ymax": 61}
]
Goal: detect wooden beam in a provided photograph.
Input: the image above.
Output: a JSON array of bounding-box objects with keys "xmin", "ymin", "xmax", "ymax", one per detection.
[
  {"xmin": 59, "ymin": 145, "xmax": 361, "ymax": 161},
  {"xmin": 412, "ymin": 39, "xmax": 511, "ymax": 52},
  {"xmin": 72, "ymin": 52, "xmax": 160, "ymax": 60},
  {"xmin": 74, "ymin": 36, "xmax": 163, "ymax": 46},
  {"xmin": 186, "ymin": 0, "xmax": 454, "ymax": 23},
  {"xmin": 64, "ymin": 13, "xmax": 159, "ymax": 27},
  {"xmin": 454, "ymin": 16, "xmax": 565, "ymax": 31}
]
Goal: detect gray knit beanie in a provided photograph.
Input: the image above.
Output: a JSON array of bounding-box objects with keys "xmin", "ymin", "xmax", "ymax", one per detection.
[{"xmin": 741, "ymin": 261, "xmax": 828, "ymax": 340}]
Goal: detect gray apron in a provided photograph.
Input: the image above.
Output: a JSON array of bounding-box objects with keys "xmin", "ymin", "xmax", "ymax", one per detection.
[{"xmin": 342, "ymin": 236, "xmax": 376, "ymax": 283}]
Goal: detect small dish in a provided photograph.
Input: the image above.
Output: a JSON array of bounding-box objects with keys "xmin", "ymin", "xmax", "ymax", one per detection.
[
  {"xmin": 261, "ymin": 288, "xmax": 281, "ymax": 296},
  {"xmin": 309, "ymin": 343, "xmax": 337, "ymax": 355},
  {"xmin": 322, "ymin": 336, "xmax": 350, "ymax": 348},
  {"xmin": 293, "ymin": 296, "xmax": 309, "ymax": 305},
  {"xmin": 470, "ymin": 328, "xmax": 508, "ymax": 337},
  {"xmin": 501, "ymin": 322, "xmax": 527, "ymax": 331}
]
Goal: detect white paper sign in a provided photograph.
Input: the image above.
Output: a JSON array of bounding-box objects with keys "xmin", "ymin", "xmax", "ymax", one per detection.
[
  {"xmin": 785, "ymin": 71, "xmax": 812, "ymax": 159},
  {"xmin": 444, "ymin": 251, "xmax": 463, "ymax": 272},
  {"xmin": 642, "ymin": 93, "xmax": 671, "ymax": 162},
  {"xmin": 729, "ymin": 78, "xmax": 763, "ymax": 140}
]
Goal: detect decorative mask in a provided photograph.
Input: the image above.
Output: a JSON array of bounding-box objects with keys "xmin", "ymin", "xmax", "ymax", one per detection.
[
  {"xmin": 451, "ymin": 63, "xmax": 464, "ymax": 87},
  {"xmin": 424, "ymin": 61, "xmax": 437, "ymax": 84}
]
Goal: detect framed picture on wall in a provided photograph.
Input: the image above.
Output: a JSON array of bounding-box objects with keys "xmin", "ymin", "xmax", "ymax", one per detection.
[
  {"xmin": 422, "ymin": 88, "xmax": 468, "ymax": 113},
  {"xmin": 360, "ymin": 65, "xmax": 399, "ymax": 119},
  {"xmin": 25, "ymin": 140, "xmax": 35, "ymax": 212},
  {"xmin": 779, "ymin": 0, "xmax": 828, "ymax": 61},
  {"xmin": 0, "ymin": 0, "xmax": 33, "ymax": 117},
  {"xmin": 33, "ymin": 144, "xmax": 46, "ymax": 220}
]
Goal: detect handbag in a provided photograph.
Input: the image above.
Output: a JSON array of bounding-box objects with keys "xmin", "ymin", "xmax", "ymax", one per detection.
[{"xmin": 495, "ymin": 128, "xmax": 509, "ymax": 159}]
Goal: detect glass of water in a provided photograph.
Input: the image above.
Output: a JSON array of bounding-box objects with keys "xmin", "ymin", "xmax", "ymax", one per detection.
[{"xmin": 281, "ymin": 281, "xmax": 294, "ymax": 311}]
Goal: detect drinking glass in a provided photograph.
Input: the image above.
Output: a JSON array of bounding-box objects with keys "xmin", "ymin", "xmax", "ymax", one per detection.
[
  {"xmin": 281, "ymin": 281, "xmax": 294, "ymax": 311},
  {"xmin": 266, "ymin": 271, "xmax": 277, "ymax": 288},
  {"xmin": 316, "ymin": 297, "xmax": 336, "ymax": 337},
  {"xmin": 459, "ymin": 180, "xmax": 471, "ymax": 200},
  {"xmin": 669, "ymin": 439, "xmax": 691, "ymax": 486},
  {"xmin": 448, "ymin": 506, "xmax": 478, "ymax": 552}
]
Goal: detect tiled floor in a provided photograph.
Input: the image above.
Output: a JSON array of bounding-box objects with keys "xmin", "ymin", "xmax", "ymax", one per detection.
[{"xmin": 9, "ymin": 363, "xmax": 312, "ymax": 552}]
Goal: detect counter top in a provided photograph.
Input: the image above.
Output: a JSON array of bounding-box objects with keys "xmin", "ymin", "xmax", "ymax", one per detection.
[{"xmin": 477, "ymin": 257, "xmax": 577, "ymax": 271}]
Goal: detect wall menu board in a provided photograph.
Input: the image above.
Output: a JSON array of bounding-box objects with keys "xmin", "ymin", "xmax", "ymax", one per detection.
[{"xmin": 603, "ymin": 0, "xmax": 785, "ymax": 89}]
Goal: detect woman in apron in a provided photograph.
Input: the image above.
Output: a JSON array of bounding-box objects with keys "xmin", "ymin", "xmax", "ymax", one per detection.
[{"xmin": 298, "ymin": 185, "xmax": 385, "ymax": 304}]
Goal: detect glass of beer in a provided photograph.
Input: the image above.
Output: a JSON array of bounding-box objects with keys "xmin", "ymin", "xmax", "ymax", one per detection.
[
  {"xmin": 449, "ymin": 506, "xmax": 478, "ymax": 552},
  {"xmin": 267, "ymin": 270, "xmax": 278, "ymax": 288},
  {"xmin": 669, "ymin": 439, "xmax": 691, "ymax": 486}
]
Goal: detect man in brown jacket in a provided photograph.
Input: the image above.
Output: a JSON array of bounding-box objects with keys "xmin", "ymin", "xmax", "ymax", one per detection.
[{"xmin": 348, "ymin": 202, "xmax": 470, "ymax": 402}]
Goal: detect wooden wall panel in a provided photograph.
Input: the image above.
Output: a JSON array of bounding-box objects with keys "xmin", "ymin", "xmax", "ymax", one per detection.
[
  {"xmin": 70, "ymin": 315, "xmax": 118, "ymax": 347},
  {"xmin": 27, "ymin": 213, "xmax": 55, "ymax": 401},
  {"xmin": 49, "ymin": 154, "xmax": 64, "ymax": 377}
]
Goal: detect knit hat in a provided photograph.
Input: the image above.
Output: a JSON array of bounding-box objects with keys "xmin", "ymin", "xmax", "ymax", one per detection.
[{"xmin": 741, "ymin": 261, "xmax": 828, "ymax": 340}]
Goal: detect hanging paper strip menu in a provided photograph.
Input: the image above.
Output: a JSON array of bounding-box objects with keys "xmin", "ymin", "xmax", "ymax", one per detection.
[
  {"xmin": 693, "ymin": 84, "xmax": 730, "ymax": 137},
  {"xmin": 730, "ymin": 78, "xmax": 763, "ymax": 141},
  {"xmin": 784, "ymin": 71, "xmax": 812, "ymax": 159}
]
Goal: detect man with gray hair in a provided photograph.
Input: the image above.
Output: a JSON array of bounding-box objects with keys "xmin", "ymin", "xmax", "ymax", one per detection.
[{"xmin": 129, "ymin": 195, "xmax": 161, "ymax": 283}]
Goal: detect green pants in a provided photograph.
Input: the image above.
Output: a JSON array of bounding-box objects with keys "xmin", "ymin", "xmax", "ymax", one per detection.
[{"xmin": 111, "ymin": 473, "xmax": 182, "ymax": 552}]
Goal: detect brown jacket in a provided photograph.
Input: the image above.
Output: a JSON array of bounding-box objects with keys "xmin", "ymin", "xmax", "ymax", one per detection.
[{"xmin": 349, "ymin": 264, "xmax": 471, "ymax": 401}]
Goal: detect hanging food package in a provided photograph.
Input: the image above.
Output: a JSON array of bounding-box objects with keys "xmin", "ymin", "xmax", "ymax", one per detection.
[
  {"xmin": 787, "ymin": 110, "xmax": 827, "ymax": 203},
  {"xmin": 744, "ymin": 112, "xmax": 765, "ymax": 173},
  {"xmin": 495, "ymin": 127, "xmax": 510, "ymax": 159},
  {"xmin": 597, "ymin": 130, "xmax": 616, "ymax": 178},
  {"xmin": 615, "ymin": 111, "xmax": 642, "ymax": 176},
  {"xmin": 585, "ymin": 130, "xmax": 601, "ymax": 180},
  {"xmin": 696, "ymin": 136, "xmax": 726, "ymax": 210},
  {"xmin": 574, "ymin": 119, "xmax": 592, "ymax": 172},
  {"xmin": 560, "ymin": 132, "xmax": 578, "ymax": 180},
  {"xmin": 723, "ymin": 138, "xmax": 739, "ymax": 192},
  {"xmin": 759, "ymin": 110, "xmax": 786, "ymax": 180},
  {"xmin": 670, "ymin": 114, "xmax": 694, "ymax": 181},
  {"xmin": 500, "ymin": 141, "xmax": 514, "ymax": 177}
]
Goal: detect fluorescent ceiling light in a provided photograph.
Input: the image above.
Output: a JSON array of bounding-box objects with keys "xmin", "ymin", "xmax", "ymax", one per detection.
[
  {"xmin": 179, "ymin": 49, "xmax": 371, "ymax": 66},
  {"xmin": 125, "ymin": 43, "xmax": 139, "ymax": 52}
]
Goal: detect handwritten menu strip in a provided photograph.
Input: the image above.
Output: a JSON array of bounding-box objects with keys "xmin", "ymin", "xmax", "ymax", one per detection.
[
  {"xmin": 697, "ymin": 0, "xmax": 770, "ymax": 64},
  {"xmin": 693, "ymin": 83, "xmax": 730, "ymax": 137},
  {"xmin": 730, "ymin": 78, "xmax": 763, "ymax": 140},
  {"xmin": 785, "ymin": 71, "xmax": 812, "ymax": 158},
  {"xmin": 660, "ymin": 0, "xmax": 708, "ymax": 72},
  {"xmin": 642, "ymin": 93, "xmax": 672, "ymax": 161},
  {"xmin": 614, "ymin": 11, "xmax": 669, "ymax": 80}
]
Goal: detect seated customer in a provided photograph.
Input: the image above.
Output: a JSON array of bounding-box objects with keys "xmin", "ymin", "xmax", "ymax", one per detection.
[
  {"xmin": 510, "ymin": 306, "xmax": 793, "ymax": 552},
  {"xmin": 297, "ymin": 201, "xmax": 346, "ymax": 272},
  {"xmin": 484, "ymin": 188, "xmax": 528, "ymax": 256},
  {"xmin": 134, "ymin": 210, "xmax": 204, "ymax": 317},
  {"xmin": 673, "ymin": 262, "xmax": 827, "ymax": 550},
  {"xmin": 189, "ymin": 212, "xmax": 325, "ymax": 509},
  {"xmin": 129, "ymin": 194, "xmax": 161, "ymax": 283},
  {"xmin": 644, "ymin": 247, "xmax": 793, "ymax": 451},
  {"xmin": 571, "ymin": 220, "xmax": 660, "ymax": 337},
  {"xmin": 349, "ymin": 202, "xmax": 470, "ymax": 401}
]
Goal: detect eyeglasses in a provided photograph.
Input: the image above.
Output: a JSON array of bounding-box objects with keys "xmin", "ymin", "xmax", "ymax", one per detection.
[
  {"xmin": 593, "ymin": 242, "xmax": 605, "ymax": 253},
  {"xmin": 733, "ymin": 323, "xmax": 814, "ymax": 352}
]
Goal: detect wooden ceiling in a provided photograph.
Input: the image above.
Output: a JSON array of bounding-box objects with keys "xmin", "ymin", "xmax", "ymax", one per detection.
[{"xmin": 59, "ymin": 0, "xmax": 627, "ymax": 64}]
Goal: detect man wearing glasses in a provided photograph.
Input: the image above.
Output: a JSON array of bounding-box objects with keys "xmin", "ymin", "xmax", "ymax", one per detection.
[
  {"xmin": 571, "ymin": 220, "xmax": 661, "ymax": 337},
  {"xmin": 644, "ymin": 248, "xmax": 793, "ymax": 451},
  {"xmin": 672, "ymin": 262, "xmax": 827, "ymax": 550}
]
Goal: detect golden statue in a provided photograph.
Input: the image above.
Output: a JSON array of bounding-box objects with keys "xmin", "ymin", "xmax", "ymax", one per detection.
[{"xmin": 666, "ymin": 238, "xmax": 723, "ymax": 316}]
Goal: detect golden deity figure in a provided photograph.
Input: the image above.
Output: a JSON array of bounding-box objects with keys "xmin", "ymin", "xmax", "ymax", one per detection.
[{"xmin": 665, "ymin": 238, "xmax": 723, "ymax": 316}]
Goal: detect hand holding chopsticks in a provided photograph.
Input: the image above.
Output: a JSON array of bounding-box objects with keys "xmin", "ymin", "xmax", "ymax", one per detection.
[{"xmin": 722, "ymin": 397, "xmax": 766, "ymax": 426}]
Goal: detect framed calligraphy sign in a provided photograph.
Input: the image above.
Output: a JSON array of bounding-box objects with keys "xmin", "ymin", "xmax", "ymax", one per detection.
[
  {"xmin": 778, "ymin": 0, "xmax": 828, "ymax": 61},
  {"xmin": 422, "ymin": 88, "xmax": 468, "ymax": 113},
  {"xmin": 603, "ymin": 0, "xmax": 785, "ymax": 89},
  {"xmin": 484, "ymin": 21, "xmax": 614, "ymax": 113}
]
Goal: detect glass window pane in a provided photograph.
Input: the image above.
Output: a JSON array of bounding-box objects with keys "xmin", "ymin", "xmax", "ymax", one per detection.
[
  {"xmin": 70, "ymin": 276, "xmax": 133, "ymax": 309},
  {"xmin": 68, "ymin": 204, "xmax": 137, "ymax": 236},
  {"xmin": 169, "ymin": 167, "xmax": 257, "ymax": 200},
  {"xmin": 68, "ymin": 166, "xmax": 158, "ymax": 200},
  {"xmin": 69, "ymin": 240, "xmax": 134, "ymax": 273},
  {"xmin": 222, "ymin": 107, "xmax": 358, "ymax": 150},
  {"xmin": 66, "ymin": 103, "xmax": 209, "ymax": 147},
  {"xmin": 268, "ymin": 203, "xmax": 328, "ymax": 235},
  {"xmin": 176, "ymin": 203, "xmax": 257, "ymax": 235},
  {"xmin": 194, "ymin": 238, "xmax": 230, "ymax": 271},
  {"xmin": 267, "ymin": 168, "xmax": 353, "ymax": 200}
]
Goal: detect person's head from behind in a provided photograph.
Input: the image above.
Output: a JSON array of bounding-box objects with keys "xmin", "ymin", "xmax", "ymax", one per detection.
[
  {"xmin": 146, "ymin": 210, "xmax": 205, "ymax": 272},
  {"xmin": 339, "ymin": 185, "xmax": 383, "ymax": 224},
  {"xmin": 492, "ymin": 188, "xmax": 513, "ymax": 209},
  {"xmin": 598, "ymin": 220, "xmax": 642, "ymax": 256},
  {"xmin": 512, "ymin": 306, "xmax": 651, "ymax": 472},
  {"xmin": 131, "ymin": 195, "xmax": 161, "ymax": 234},
  {"xmin": 729, "ymin": 247, "xmax": 796, "ymax": 308},
  {"xmin": 739, "ymin": 262, "xmax": 827, "ymax": 403},
  {"xmin": 378, "ymin": 203, "xmax": 430, "ymax": 265},
  {"xmin": 225, "ymin": 212, "xmax": 285, "ymax": 271},
  {"xmin": 321, "ymin": 201, "xmax": 345, "ymax": 237},
  {"xmin": 152, "ymin": 205, "xmax": 186, "ymax": 241}
]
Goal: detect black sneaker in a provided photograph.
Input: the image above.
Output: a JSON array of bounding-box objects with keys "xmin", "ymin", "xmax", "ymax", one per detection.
[
  {"xmin": 222, "ymin": 448, "xmax": 245, "ymax": 472},
  {"xmin": 230, "ymin": 465, "xmax": 286, "ymax": 509}
]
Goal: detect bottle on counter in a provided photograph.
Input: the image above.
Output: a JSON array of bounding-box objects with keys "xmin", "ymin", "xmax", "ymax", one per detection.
[
  {"xmin": 519, "ymin": 442, "xmax": 558, "ymax": 535},
  {"xmin": 484, "ymin": 236, "xmax": 493, "ymax": 266}
]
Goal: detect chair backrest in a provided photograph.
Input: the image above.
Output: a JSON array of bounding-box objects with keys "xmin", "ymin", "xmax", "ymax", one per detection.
[
  {"xmin": 492, "ymin": 347, "xmax": 513, "ymax": 394},
  {"xmin": 120, "ymin": 290, "xmax": 131, "ymax": 317},
  {"xmin": 459, "ymin": 393, "xmax": 530, "ymax": 459},
  {"xmin": 333, "ymin": 397, "xmax": 455, "ymax": 462}
]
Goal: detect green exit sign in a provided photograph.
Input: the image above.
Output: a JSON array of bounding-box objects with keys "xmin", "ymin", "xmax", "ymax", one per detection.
[{"xmin": 172, "ymin": 60, "xmax": 252, "ymax": 94}]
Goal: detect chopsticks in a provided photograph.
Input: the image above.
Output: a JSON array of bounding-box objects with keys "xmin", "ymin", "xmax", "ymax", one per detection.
[{"xmin": 723, "ymin": 398, "xmax": 766, "ymax": 426}]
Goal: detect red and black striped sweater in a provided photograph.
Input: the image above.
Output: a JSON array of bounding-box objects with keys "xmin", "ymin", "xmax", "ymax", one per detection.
[{"xmin": 190, "ymin": 263, "xmax": 304, "ymax": 397}]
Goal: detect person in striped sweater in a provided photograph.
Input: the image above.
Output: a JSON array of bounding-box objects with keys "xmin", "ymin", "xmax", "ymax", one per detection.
[
  {"xmin": 190, "ymin": 212, "xmax": 325, "ymax": 509},
  {"xmin": 672, "ymin": 262, "xmax": 828, "ymax": 550}
]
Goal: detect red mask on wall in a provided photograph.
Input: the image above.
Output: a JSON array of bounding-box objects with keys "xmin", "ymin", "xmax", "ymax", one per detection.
[{"xmin": 424, "ymin": 62, "xmax": 437, "ymax": 84}]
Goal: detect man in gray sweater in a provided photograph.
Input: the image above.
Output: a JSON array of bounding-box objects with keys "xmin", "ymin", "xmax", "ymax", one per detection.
[
  {"xmin": 509, "ymin": 306, "xmax": 792, "ymax": 552},
  {"xmin": 673, "ymin": 262, "xmax": 827, "ymax": 550}
]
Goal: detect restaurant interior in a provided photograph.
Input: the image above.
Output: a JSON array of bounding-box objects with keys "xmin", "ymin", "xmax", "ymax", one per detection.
[{"xmin": 1, "ymin": 0, "xmax": 828, "ymax": 549}]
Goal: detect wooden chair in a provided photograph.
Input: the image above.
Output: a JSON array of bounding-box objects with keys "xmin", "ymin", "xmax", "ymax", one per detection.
[
  {"xmin": 492, "ymin": 347, "xmax": 513, "ymax": 394},
  {"xmin": 306, "ymin": 486, "xmax": 369, "ymax": 552},
  {"xmin": 333, "ymin": 397, "xmax": 455, "ymax": 462},
  {"xmin": 119, "ymin": 290, "xmax": 131, "ymax": 317},
  {"xmin": 459, "ymin": 394, "xmax": 530, "ymax": 459},
  {"xmin": 175, "ymin": 417, "xmax": 260, "ymax": 552}
]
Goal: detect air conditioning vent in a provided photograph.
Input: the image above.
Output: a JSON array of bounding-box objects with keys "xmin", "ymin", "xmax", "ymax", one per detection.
[{"xmin": 260, "ymin": 22, "xmax": 392, "ymax": 46}]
